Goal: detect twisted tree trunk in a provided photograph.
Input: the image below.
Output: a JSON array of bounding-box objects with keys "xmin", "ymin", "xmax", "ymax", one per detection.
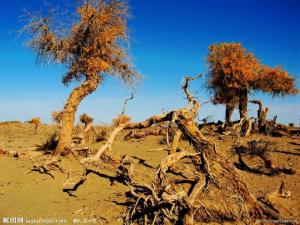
[
  {"xmin": 78, "ymin": 75, "xmax": 276, "ymax": 224},
  {"xmin": 54, "ymin": 75, "xmax": 101, "ymax": 155}
]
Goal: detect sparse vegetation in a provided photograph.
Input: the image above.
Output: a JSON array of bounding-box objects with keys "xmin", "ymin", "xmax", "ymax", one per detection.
[{"xmin": 0, "ymin": 1, "xmax": 298, "ymax": 224}]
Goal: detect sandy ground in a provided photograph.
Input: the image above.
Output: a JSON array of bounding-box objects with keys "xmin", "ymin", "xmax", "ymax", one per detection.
[{"xmin": 0, "ymin": 121, "xmax": 299, "ymax": 225}]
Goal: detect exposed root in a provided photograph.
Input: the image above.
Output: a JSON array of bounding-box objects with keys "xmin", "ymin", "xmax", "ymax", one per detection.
[
  {"xmin": 64, "ymin": 155, "xmax": 134, "ymax": 196},
  {"xmin": 121, "ymin": 75, "xmax": 271, "ymax": 224},
  {"xmin": 232, "ymin": 140, "xmax": 296, "ymax": 176},
  {"xmin": 25, "ymin": 156, "xmax": 65, "ymax": 179},
  {"xmin": 37, "ymin": 132, "xmax": 59, "ymax": 152},
  {"xmin": 0, "ymin": 144, "xmax": 20, "ymax": 158},
  {"xmin": 38, "ymin": 75, "xmax": 279, "ymax": 224}
]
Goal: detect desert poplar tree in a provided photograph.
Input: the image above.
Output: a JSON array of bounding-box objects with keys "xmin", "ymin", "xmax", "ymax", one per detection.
[
  {"xmin": 23, "ymin": 0, "xmax": 139, "ymax": 155},
  {"xmin": 206, "ymin": 43, "xmax": 297, "ymax": 125}
]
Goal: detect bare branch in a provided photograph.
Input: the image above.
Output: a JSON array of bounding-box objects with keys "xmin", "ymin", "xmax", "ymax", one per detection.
[{"xmin": 121, "ymin": 93, "xmax": 134, "ymax": 115}]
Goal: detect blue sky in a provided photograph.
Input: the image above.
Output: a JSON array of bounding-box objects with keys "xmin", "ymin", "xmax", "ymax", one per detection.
[{"xmin": 0, "ymin": 0, "xmax": 299, "ymax": 125}]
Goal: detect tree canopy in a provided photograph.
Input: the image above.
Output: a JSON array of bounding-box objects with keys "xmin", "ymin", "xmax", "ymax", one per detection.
[
  {"xmin": 207, "ymin": 43, "xmax": 297, "ymax": 103},
  {"xmin": 24, "ymin": 0, "xmax": 138, "ymax": 85}
]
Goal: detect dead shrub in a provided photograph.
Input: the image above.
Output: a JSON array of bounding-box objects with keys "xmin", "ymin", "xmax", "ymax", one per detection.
[
  {"xmin": 80, "ymin": 113, "xmax": 94, "ymax": 126},
  {"xmin": 232, "ymin": 140, "xmax": 295, "ymax": 175},
  {"xmin": 52, "ymin": 111, "xmax": 63, "ymax": 125},
  {"xmin": 112, "ymin": 114, "xmax": 131, "ymax": 127},
  {"xmin": 28, "ymin": 117, "xmax": 41, "ymax": 133},
  {"xmin": 96, "ymin": 127, "xmax": 111, "ymax": 142},
  {"xmin": 38, "ymin": 132, "xmax": 59, "ymax": 152}
]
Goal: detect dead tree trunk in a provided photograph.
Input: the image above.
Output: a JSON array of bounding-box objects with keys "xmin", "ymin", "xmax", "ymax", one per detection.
[
  {"xmin": 54, "ymin": 75, "xmax": 100, "ymax": 155},
  {"xmin": 120, "ymin": 76, "xmax": 270, "ymax": 224},
  {"xmin": 250, "ymin": 100, "xmax": 270, "ymax": 133},
  {"xmin": 170, "ymin": 130, "xmax": 181, "ymax": 155},
  {"xmin": 79, "ymin": 75, "xmax": 273, "ymax": 224},
  {"xmin": 239, "ymin": 88, "xmax": 248, "ymax": 119},
  {"xmin": 225, "ymin": 103, "xmax": 235, "ymax": 125}
]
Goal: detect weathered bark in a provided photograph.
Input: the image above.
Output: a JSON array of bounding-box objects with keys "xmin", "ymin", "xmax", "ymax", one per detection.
[
  {"xmin": 239, "ymin": 88, "xmax": 248, "ymax": 119},
  {"xmin": 250, "ymin": 100, "xmax": 270, "ymax": 133},
  {"xmin": 122, "ymin": 104, "xmax": 268, "ymax": 224},
  {"xmin": 225, "ymin": 103, "xmax": 235, "ymax": 125},
  {"xmin": 83, "ymin": 125, "xmax": 126, "ymax": 163},
  {"xmin": 74, "ymin": 75, "xmax": 274, "ymax": 224},
  {"xmin": 54, "ymin": 75, "xmax": 101, "ymax": 155},
  {"xmin": 224, "ymin": 88, "xmax": 248, "ymax": 126},
  {"xmin": 170, "ymin": 130, "xmax": 181, "ymax": 155},
  {"xmin": 120, "ymin": 76, "xmax": 270, "ymax": 224},
  {"xmin": 241, "ymin": 118, "xmax": 254, "ymax": 137}
]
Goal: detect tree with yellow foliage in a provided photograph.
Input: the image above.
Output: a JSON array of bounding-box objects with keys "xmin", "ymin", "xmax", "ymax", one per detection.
[
  {"xmin": 23, "ymin": 0, "xmax": 139, "ymax": 155},
  {"xmin": 206, "ymin": 43, "xmax": 297, "ymax": 125}
]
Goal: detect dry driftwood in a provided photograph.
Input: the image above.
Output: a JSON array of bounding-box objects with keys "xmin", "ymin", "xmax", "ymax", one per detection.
[
  {"xmin": 113, "ymin": 75, "xmax": 274, "ymax": 224},
  {"xmin": 75, "ymin": 75, "xmax": 277, "ymax": 224}
]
